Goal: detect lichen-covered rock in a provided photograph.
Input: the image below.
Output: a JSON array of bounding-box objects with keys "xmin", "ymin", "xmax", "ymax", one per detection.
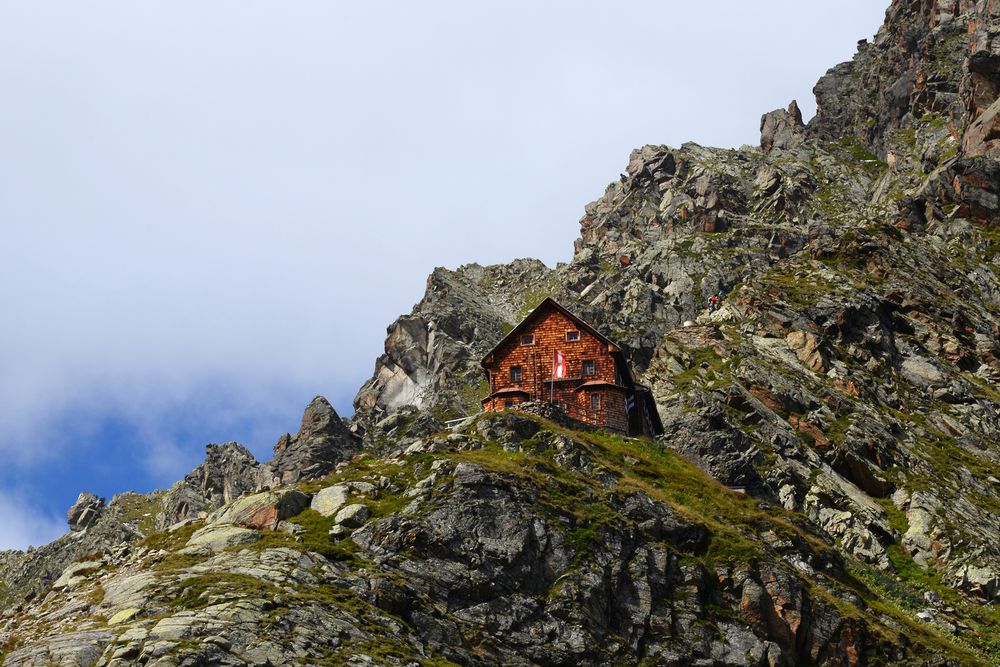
[
  {"xmin": 52, "ymin": 558, "xmax": 103, "ymax": 590},
  {"xmin": 2, "ymin": 630, "xmax": 114, "ymax": 667},
  {"xmin": 333, "ymin": 503, "xmax": 370, "ymax": 528},
  {"xmin": 807, "ymin": 0, "xmax": 989, "ymax": 159},
  {"xmin": 184, "ymin": 524, "xmax": 261, "ymax": 553},
  {"xmin": 1, "ymin": 412, "xmax": 993, "ymax": 664},
  {"xmin": 310, "ymin": 484, "xmax": 350, "ymax": 517}
]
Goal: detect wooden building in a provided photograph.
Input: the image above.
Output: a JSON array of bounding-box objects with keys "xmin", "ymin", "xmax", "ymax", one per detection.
[{"xmin": 480, "ymin": 298, "xmax": 663, "ymax": 437}]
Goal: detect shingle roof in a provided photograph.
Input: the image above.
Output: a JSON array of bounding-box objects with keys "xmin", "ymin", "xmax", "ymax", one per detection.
[{"xmin": 481, "ymin": 297, "xmax": 620, "ymax": 368}]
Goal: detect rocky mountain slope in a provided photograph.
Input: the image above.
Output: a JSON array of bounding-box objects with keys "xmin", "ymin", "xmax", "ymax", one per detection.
[{"xmin": 3, "ymin": 0, "xmax": 1000, "ymax": 664}]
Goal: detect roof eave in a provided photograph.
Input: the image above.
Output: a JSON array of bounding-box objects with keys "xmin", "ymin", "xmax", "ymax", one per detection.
[{"xmin": 480, "ymin": 297, "xmax": 623, "ymax": 365}]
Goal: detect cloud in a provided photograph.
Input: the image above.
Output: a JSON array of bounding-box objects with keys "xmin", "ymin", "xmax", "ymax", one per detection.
[{"xmin": 0, "ymin": 490, "xmax": 66, "ymax": 551}]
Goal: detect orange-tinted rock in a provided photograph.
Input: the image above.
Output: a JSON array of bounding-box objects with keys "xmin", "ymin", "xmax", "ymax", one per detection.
[
  {"xmin": 964, "ymin": 97, "xmax": 1000, "ymax": 158},
  {"xmin": 787, "ymin": 330, "xmax": 827, "ymax": 373}
]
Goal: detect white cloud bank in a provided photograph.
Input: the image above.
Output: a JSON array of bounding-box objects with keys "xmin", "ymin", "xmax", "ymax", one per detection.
[{"xmin": 0, "ymin": 491, "xmax": 66, "ymax": 552}]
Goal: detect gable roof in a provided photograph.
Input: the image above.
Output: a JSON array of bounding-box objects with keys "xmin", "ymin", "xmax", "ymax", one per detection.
[{"xmin": 481, "ymin": 297, "xmax": 620, "ymax": 368}]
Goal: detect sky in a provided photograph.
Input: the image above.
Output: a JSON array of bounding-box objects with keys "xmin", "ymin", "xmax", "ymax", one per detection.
[{"xmin": 0, "ymin": 1, "xmax": 889, "ymax": 550}]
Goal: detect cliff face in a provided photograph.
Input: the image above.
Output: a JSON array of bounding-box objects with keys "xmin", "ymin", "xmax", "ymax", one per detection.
[
  {"xmin": 808, "ymin": 0, "xmax": 1000, "ymax": 159},
  {"xmin": 4, "ymin": 1, "xmax": 1000, "ymax": 665}
]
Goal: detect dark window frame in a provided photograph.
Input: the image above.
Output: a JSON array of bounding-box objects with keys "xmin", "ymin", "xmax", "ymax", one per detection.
[
  {"xmin": 510, "ymin": 366, "xmax": 523, "ymax": 383},
  {"xmin": 565, "ymin": 330, "xmax": 580, "ymax": 342},
  {"xmin": 590, "ymin": 393, "xmax": 601, "ymax": 411},
  {"xmin": 520, "ymin": 334, "xmax": 534, "ymax": 346},
  {"xmin": 582, "ymin": 360, "xmax": 596, "ymax": 376}
]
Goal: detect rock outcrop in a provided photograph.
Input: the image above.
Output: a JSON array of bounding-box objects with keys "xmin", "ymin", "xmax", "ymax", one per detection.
[
  {"xmin": 760, "ymin": 100, "xmax": 805, "ymax": 153},
  {"xmin": 0, "ymin": 491, "xmax": 162, "ymax": 609},
  {"xmin": 353, "ymin": 259, "xmax": 554, "ymax": 421},
  {"xmin": 156, "ymin": 442, "xmax": 260, "ymax": 530},
  {"xmin": 67, "ymin": 492, "xmax": 105, "ymax": 532},
  {"xmin": 808, "ymin": 0, "xmax": 985, "ymax": 155},
  {"xmin": 258, "ymin": 395, "xmax": 360, "ymax": 486}
]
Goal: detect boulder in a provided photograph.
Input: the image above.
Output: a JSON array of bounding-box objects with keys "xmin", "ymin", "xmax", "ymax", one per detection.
[
  {"xmin": 52, "ymin": 559, "xmax": 102, "ymax": 590},
  {"xmin": 902, "ymin": 493, "xmax": 941, "ymax": 567},
  {"xmin": 100, "ymin": 571, "xmax": 157, "ymax": 612},
  {"xmin": 310, "ymin": 484, "xmax": 350, "ymax": 517},
  {"xmin": 803, "ymin": 473, "xmax": 893, "ymax": 569},
  {"xmin": 208, "ymin": 489, "xmax": 310, "ymax": 531},
  {"xmin": 108, "ymin": 607, "xmax": 142, "ymax": 625},
  {"xmin": 949, "ymin": 562, "xmax": 1000, "ymax": 601},
  {"xmin": 334, "ymin": 503, "xmax": 370, "ymax": 528},
  {"xmin": 67, "ymin": 492, "xmax": 104, "ymax": 532},
  {"xmin": 900, "ymin": 356, "xmax": 947, "ymax": 388}
]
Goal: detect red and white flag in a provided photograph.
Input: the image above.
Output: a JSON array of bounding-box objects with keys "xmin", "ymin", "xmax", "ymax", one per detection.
[{"xmin": 553, "ymin": 350, "xmax": 566, "ymax": 379}]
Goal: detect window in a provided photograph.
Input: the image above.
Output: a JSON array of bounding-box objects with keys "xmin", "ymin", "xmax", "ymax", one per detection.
[
  {"xmin": 520, "ymin": 334, "xmax": 534, "ymax": 346},
  {"xmin": 510, "ymin": 366, "xmax": 523, "ymax": 383},
  {"xmin": 590, "ymin": 393, "xmax": 601, "ymax": 411},
  {"xmin": 504, "ymin": 400, "xmax": 513, "ymax": 409},
  {"xmin": 582, "ymin": 360, "xmax": 596, "ymax": 376},
  {"xmin": 566, "ymin": 330, "xmax": 580, "ymax": 342}
]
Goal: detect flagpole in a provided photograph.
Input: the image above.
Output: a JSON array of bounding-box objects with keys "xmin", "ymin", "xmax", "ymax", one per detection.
[{"xmin": 550, "ymin": 350, "xmax": 555, "ymax": 403}]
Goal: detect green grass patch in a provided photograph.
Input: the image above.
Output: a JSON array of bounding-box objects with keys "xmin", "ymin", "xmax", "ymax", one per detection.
[
  {"xmin": 830, "ymin": 137, "xmax": 887, "ymax": 179},
  {"xmin": 266, "ymin": 454, "xmax": 439, "ymax": 562},
  {"xmin": 153, "ymin": 552, "xmax": 211, "ymax": 572},
  {"xmin": 963, "ymin": 371, "xmax": 1000, "ymax": 403},
  {"xmin": 845, "ymin": 550, "xmax": 1000, "ymax": 664},
  {"xmin": 457, "ymin": 377, "xmax": 489, "ymax": 414},
  {"xmin": 86, "ymin": 584, "xmax": 106, "ymax": 605},
  {"xmin": 112, "ymin": 492, "xmax": 162, "ymax": 535},
  {"xmin": 249, "ymin": 509, "xmax": 363, "ymax": 564},
  {"xmin": 516, "ymin": 276, "xmax": 563, "ymax": 320},
  {"xmin": 824, "ymin": 414, "xmax": 852, "ymax": 444},
  {"xmin": 140, "ymin": 521, "xmax": 200, "ymax": 553},
  {"xmin": 669, "ymin": 345, "xmax": 730, "ymax": 391},
  {"xmin": 168, "ymin": 573, "xmax": 279, "ymax": 611},
  {"xmin": 455, "ymin": 413, "xmax": 832, "ymax": 571}
]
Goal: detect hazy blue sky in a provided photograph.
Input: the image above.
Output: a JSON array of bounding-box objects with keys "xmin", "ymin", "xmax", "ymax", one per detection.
[{"xmin": 0, "ymin": 1, "xmax": 889, "ymax": 549}]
